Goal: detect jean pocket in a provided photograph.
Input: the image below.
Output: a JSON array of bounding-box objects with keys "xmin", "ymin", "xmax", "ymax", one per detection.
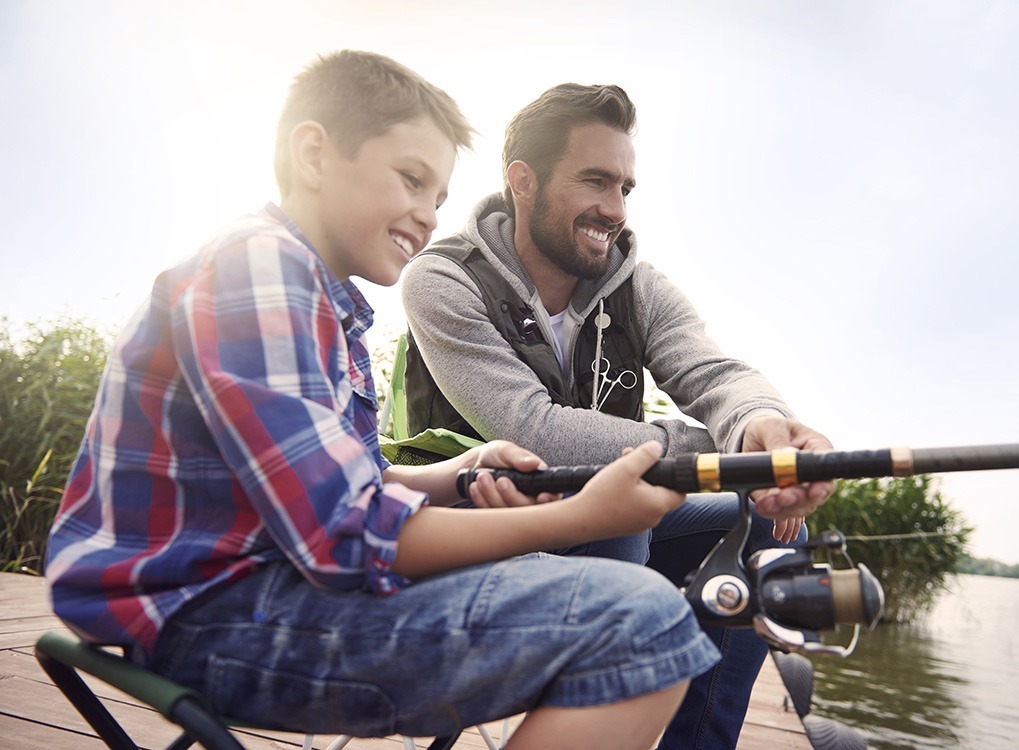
[{"xmin": 205, "ymin": 654, "xmax": 397, "ymax": 736}]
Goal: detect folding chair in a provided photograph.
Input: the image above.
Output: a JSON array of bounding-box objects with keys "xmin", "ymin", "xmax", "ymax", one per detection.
[{"xmin": 35, "ymin": 630, "xmax": 505, "ymax": 750}]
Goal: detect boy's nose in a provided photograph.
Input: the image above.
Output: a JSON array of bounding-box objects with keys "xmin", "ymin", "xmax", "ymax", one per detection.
[{"xmin": 413, "ymin": 200, "xmax": 438, "ymax": 234}]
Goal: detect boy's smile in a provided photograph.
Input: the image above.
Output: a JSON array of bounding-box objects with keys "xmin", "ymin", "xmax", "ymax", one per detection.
[{"xmin": 303, "ymin": 116, "xmax": 456, "ymax": 286}]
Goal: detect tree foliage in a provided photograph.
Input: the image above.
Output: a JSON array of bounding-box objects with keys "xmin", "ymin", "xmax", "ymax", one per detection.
[
  {"xmin": 0, "ymin": 317, "xmax": 110, "ymax": 573},
  {"xmin": 807, "ymin": 476, "xmax": 972, "ymax": 622}
]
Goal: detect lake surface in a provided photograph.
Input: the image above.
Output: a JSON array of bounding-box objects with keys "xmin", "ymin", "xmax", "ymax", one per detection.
[{"xmin": 809, "ymin": 574, "xmax": 1019, "ymax": 749}]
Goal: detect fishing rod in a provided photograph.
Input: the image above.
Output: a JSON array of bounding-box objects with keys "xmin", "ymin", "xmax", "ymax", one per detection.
[
  {"xmin": 457, "ymin": 443, "xmax": 1019, "ymax": 657},
  {"xmin": 455, "ymin": 443, "xmax": 1019, "ymax": 498}
]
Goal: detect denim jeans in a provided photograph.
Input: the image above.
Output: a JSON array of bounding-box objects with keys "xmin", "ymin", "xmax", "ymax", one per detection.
[
  {"xmin": 148, "ymin": 553, "xmax": 719, "ymax": 737},
  {"xmin": 558, "ymin": 492, "xmax": 807, "ymax": 750}
]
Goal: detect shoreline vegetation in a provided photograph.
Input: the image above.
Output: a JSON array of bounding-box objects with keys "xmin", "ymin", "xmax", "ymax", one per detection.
[
  {"xmin": 2, "ymin": 316, "xmax": 1016, "ymax": 609},
  {"xmin": 957, "ymin": 556, "xmax": 1019, "ymax": 578}
]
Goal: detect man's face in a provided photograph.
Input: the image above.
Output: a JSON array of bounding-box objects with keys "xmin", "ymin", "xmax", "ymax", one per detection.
[
  {"xmin": 527, "ymin": 122, "xmax": 636, "ymax": 279},
  {"xmin": 315, "ymin": 116, "xmax": 455, "ymax": 286}
]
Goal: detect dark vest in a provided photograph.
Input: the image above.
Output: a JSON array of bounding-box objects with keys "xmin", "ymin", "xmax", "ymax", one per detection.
[{"xmin": 405, "ymin": 244, "xmax": 645, "ymax": 440}]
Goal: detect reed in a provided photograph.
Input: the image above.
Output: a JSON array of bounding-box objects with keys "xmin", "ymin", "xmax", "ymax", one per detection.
[
  {"xmin": 0, "ymin": 317, "xmax": 109, "ymax": 573},
  {"xmin": 808, "ymin": 475, "xmax": 972, "ymax": 622}
]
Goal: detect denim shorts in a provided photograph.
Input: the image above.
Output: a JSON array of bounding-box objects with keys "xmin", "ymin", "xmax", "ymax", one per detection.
[{"xmin": 149, "ymin": 554, "xmax": 719, "ymax": 737}]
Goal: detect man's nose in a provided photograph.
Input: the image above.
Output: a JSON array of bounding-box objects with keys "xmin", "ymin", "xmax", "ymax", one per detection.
[{"xmin": 600, "ymin": 188, "xmax": 627, "ymax": 224}]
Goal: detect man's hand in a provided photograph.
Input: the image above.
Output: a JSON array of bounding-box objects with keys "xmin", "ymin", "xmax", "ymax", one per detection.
[
  {"xmin": 741, "ymin": 416, "xmax": 835, "ymax": 542},
  {"xmin": 465, "ymin": 440, "xmax": 561, "ymax": 508}
]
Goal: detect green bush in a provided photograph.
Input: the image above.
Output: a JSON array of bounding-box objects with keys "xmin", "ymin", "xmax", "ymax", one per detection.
[
  {"xmin": 0, "ymin": 317, "xmax": 110, "ymax": 574},
  {"xmin": 807, "ymin": 476, "xmax": 972, "ymax": 622}
]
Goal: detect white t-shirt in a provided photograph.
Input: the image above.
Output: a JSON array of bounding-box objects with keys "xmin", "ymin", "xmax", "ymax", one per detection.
[{"xmin": 548, "ymin": 308, "xmax": 572, "ymax": 372}]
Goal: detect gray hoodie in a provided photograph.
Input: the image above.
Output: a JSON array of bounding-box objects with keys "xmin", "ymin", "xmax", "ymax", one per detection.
[{"xmin": 401, "ymin": 193, "xmax": 795, "ymax": 466}]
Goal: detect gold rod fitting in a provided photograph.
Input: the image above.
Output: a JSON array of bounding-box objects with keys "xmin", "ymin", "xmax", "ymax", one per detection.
[
  {"xmin": 771, "ymin": 447, "xmax": 799, "ymax": 487},
  {"xmin": 889, "ymin": 446, "xmax": 914, "ymax": 476},
  {"xmin": 697, "ymin": 453, "xmax": 721, "ymax": 492}
]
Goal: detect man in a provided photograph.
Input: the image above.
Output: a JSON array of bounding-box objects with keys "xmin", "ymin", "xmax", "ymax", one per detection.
[{"xmin": 401, "ymin": 83, "xmax": 834, "ymax": 749}]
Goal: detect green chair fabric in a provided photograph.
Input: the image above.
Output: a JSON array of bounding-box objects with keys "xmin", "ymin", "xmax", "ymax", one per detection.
[{"xmin": 378, "ymin": 333, "xmax": 484, "ymax": 466}]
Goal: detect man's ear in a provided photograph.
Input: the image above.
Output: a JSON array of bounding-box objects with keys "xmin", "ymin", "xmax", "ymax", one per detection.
[
  {"xmin": 289, "ymin": 121, "xmax": 330, "ymax": 192},
  {"xmin": 506, "ymin": 160, "xmax": 538, "ymax": 211}
]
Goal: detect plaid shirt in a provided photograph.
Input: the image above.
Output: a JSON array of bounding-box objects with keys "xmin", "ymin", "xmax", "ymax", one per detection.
[{"xmin": 46, "ymin": 204, "xmax": 427, "ymax": 653}]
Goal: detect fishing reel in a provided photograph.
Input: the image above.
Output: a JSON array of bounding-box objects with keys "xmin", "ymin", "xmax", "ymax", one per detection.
[{"xmin": 682, "ymin": 488, "xmax": 885, "ymax": 657}]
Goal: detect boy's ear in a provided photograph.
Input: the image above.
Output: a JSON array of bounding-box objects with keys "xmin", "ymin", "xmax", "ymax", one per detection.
[
  {"xmin": 289, "ymin": 121, "xmax": 331, "ymax": 192},
  {"xmin": 506, "ymin": 160, "xmax": 538, "ymax": 211}
]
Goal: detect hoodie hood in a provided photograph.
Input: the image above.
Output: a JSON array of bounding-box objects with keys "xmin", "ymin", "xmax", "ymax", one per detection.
[{"xmin": 456, "ymin": 193, "xmax": 638, "ymax": 321}]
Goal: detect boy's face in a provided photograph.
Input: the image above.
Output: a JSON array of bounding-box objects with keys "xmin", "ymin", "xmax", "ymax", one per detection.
[{"xmin": 315, "ymin": 116, "xmax": 456, "ymax": 286}]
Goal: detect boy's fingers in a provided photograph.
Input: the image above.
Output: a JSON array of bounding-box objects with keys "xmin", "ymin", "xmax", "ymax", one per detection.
[
  {"xmin": 484, "ymin": 440, "xmax": 548, "ymax": 471},
  {"xmin": 617, "ymin": 441, "xmax": 664, "ymax": 475}
]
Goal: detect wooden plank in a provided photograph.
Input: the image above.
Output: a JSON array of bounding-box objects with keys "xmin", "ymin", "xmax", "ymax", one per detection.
[
  {"xmin": 0, "ymin": 615, "xmax": 66, "ymax": 650},
  {"xmin": 0, "ymin": 572, "xmax": 52, "ymax": 618},
  {"xmin": 0, "ymin": 714, "xmax": 112, "ymax": 749}
]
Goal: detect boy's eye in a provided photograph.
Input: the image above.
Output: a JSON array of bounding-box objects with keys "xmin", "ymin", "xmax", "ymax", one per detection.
[{"xmin": 401, "ymin": 172, "xmax": 423, "ymax": 190}]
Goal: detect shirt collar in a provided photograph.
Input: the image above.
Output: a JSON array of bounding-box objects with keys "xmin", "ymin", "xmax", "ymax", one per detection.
[{"xmin": 260, "ymin": 202, "xmax": 375, "ymax": 339}]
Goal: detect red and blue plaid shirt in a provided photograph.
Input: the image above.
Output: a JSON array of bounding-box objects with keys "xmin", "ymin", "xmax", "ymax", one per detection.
[{"xmin": 46, "ymin": 204, "xmax": 427, "ymax": 653}]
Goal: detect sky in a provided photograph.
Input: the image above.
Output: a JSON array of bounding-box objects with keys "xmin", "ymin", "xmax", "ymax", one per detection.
[{"xmin": 2, "ymin": 0, "xmax": 1018, "ymax": 563}]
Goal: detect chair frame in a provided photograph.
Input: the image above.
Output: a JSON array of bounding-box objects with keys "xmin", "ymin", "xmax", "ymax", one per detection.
[{"xmin": 35, "ymin": 630, "xmax": 499, "ymax": 750}]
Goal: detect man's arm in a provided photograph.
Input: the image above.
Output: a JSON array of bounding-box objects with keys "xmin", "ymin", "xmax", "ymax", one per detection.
[
  {"xmin": 633, "ymin": 262, "xmax": 797, "ymax": 454},
  {"xmin": 404, "ymin": 252, "xmax": 834, "ymax": 532},
  {"xmin": 403, "ymin": 253, "xmax": 714, "ymax": 466}
]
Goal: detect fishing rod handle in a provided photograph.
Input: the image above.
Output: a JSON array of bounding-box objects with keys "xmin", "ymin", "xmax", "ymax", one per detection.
[{"xmin": 454, "ymin": 443, "xmax": 1019, "ymax": 498}]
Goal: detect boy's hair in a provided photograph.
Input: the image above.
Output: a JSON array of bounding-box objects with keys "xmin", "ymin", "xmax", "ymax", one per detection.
[
  {"xmin": 274, "ymin": 50, "xmax": 474, "ymax": 196},
  {"xmin": 501, "ymin": 83, "xmax": 637, "ymax": 216}
]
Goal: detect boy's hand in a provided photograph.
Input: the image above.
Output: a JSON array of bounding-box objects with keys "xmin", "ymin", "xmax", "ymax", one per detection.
[
  {"xmin": 574, "ymin": 441, "xmax": 687, "ymax": 537},
  {"xmin": 466, "ymin": 440, "xmax": 561, "ymax": 508}
]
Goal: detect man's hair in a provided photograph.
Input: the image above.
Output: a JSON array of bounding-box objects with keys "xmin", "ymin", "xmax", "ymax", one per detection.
[
  {"xmin": 274, "ymin": 50, "xmax": 474, "ymax": 196},
  {"xmin": 501, "ymin": 83, "xmax": 637, "ymax": 216}
]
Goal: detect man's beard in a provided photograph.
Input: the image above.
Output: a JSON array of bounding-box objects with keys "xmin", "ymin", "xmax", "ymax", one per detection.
[{"xmin": 528, "ymin": 186, "xmax": 611, "ymax": 280}]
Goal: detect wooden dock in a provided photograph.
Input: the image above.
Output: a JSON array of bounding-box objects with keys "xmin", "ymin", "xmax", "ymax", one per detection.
[{"xmin": 0, "ymin": 571, "xmax": 810, "ymax": 749}]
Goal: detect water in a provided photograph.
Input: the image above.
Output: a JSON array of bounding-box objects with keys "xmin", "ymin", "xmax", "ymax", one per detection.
[{"xmin": 809, "ymin": 574, "xmax": 1019, "ymax": 749}]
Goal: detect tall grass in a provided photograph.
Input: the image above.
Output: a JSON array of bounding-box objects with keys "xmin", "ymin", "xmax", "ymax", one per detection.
[
  {"xmin": 0, "ymin": 317, "xmax": 109, "ymax": 574},
  {"xmin": 808, "ymin": 476, "xmax": 972, "ymax": 622}
]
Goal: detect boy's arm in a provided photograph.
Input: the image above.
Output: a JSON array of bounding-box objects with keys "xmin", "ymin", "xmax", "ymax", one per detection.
[{"xmin": 391, "ymin": 442, "xmax": 685, "ymax": 578}]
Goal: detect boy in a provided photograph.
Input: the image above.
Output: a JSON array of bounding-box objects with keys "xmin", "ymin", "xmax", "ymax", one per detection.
[{"xmin": 46, "ymin": 51, "xmax": 719, "ymax": 750}]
